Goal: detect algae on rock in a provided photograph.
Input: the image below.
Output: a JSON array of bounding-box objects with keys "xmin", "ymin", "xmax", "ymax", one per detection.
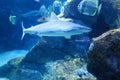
[{"xmin": 88, "ymin": 29, "xmax": 120, "ymax": 80}]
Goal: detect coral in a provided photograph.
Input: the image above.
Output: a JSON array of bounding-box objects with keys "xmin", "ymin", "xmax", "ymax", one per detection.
[
  {"xmin": 42, "ymin": 58, "xmax": 96, "ymax": 80},
  {"xmin": 0, "ymin": 56, "xmax": 96, "ymax": 80}
]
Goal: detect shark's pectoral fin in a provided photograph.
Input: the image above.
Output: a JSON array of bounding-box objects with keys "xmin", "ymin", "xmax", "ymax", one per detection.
[{"xmin": 64, "ymin": 35, "xmax": 71, "ymax": 39}]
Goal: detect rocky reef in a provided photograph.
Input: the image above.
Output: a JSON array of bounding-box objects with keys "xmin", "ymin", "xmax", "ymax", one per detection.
[
  {"xmin": 0, "ymin": 35, "xmax": 96, "ymax": 80},
  {"xmin": 87, "ymin": 28, "xmax": 120, "ymax": 80},
  {"xmin": 20, "ymin": 36, "xmax": 90, "ymax": 70},
  {"xmin": 0, "ymin": 57, "xmax": 96, "ymax": 80}
]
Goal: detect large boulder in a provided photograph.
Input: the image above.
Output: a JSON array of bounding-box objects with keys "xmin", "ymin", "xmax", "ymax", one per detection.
[
  {"xmin": 63, "ymin": 0, "xmax": 119, "ymax": 28},
  {"xmin": 63, "ymin": 0, "xmax": 97, "ymax": 26},
  {"xmin": 87, "ymin": 29, "xmax": 120, "ymax": 80},
  {"xmin": 99, "ymin": 0, "xmax": 119, "ymax": 28},
  {"xmin": 20, "ymin": 36, "xmax": 91, "ymax": 71}
]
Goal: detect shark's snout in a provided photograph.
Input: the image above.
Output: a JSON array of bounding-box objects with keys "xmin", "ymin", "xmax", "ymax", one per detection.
[{"xmin": 81, "ymin": 26, "xmax": 92, "ymax": 33}]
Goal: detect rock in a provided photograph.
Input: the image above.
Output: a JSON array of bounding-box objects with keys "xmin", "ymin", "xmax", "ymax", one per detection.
[
  {"xmin": 63, "ymin": 0, "xmax": 120, "ymax": 28},
  {"xmin": 20, "ymin": 36, "xmax": 91, "ymax": 71},
  {"xmin": 89, "ymin": 14, "xmax": 110, "ymax": 38},
  {"xmin": 99, "ymin": 0, "xmax": 119, "ymax": 28},
  {"xmin": 63, "ymin": 0, "xmax": 97, "ymax": 26},
  {"xmin": 62, "ymin": 0, "xmax": 109, "ymax": 38},
  {"xmin": 41, "ymin": 58, "xmax": 96, "ymax": 80},
  {"xmin": 2, "ymin": 57, "xmax": 96, "ymax": 80},
  {"xmin": 62, "ymin": 0, "xmax": 120, "ymax": 37},
  {"xmin": 0, "ymin": 57, "xmax": 24, "ymax": 78},
  {"xmin": 87, "ymin": 29, "xmax": 120, "ymax": 80},
  {"xmin": 9, "ymin": 68, "xmax": 42, "ymax": 80},
  {"xmin": 0, "ymin": 35, "xmax": 92, "ymax": 80},
  {"xmin": 0, "ymin": 57, "xmax": 42, "ymax": 80}
]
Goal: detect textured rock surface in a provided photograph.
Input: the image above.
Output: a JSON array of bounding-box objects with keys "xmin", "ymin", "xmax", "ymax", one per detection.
[
  {"xmin": 0, "ymin": 57, "xmax": 42, "ymax": 80},
  {"xmin": 0, "ymin": 57, "xmax": 96, "ymax": 80},
  {"xmin": 62, "ymin": 0, "xmax": 120, "ymax": 37},
  {"xmin": 0, "ymin": 34, "xmax": 92, "ymax": 80},
  {"xmin": 63, "ymin": 0, "xmax": 119, "ymax": 28},
  {"xmin": 20, "ymin": 36, "xmax": 90, "ymax": 71},
  {"xmin": 9, "ymin": 68, "xmax": 42, "ymax": 80},
  {"xmin": 63, "ymin": 0, "xmax": 97, "ymax": 26},
  {"xmin": 87, "ymin": 29, "xmax": 120, "ymax": 80},
  {"xmin": 99, "ymin": 0, "xmax": 119, "ymax": 28},
  {"xmin": 0, "ymin": 57, "xmax": 23, "ymax": 78}
]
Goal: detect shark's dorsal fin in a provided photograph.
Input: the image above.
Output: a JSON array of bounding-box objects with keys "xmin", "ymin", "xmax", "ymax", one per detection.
[{"xmin": 50, "ymin": 12, "xmax": 59, "ymax": 21}]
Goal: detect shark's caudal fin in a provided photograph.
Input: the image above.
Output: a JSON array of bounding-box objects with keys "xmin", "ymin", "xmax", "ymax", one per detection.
[
  {"xmin": 21, "ymin": 22, "xmax": 25, "ymax": 40},
  {"xmin": 49, "ymin": 12, "xmax": 59, "ymax": 21}
]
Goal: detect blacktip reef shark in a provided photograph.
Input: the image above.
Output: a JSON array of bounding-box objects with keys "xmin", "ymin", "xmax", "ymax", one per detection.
[{"xmin": 21, "ymin": 12, "xmax": 92, "ymax": 39}]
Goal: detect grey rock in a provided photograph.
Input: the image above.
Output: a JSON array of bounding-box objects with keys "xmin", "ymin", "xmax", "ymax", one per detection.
[
  {"xmin": 87, "ymin": 29, "xmax": 120, "ymax": 80},
  {"xmin": 20, "ymin": 36, "xmax": 90, "ymax": 71}
]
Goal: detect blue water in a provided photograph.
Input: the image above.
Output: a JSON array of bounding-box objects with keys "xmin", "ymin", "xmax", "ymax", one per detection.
[{"xmin": 0, "ymin": 0, "xmax": 118, "ymax": 80}]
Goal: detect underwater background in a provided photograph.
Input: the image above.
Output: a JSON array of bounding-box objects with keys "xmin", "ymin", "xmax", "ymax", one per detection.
[{"xmin": 0, "ymin": 0, "xmax": 120, "ymax": 80}]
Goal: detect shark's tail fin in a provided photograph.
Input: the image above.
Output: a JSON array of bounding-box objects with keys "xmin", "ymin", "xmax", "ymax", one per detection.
[{"xmin": 21, "ymin": 22, "xmax": 25, "ymax": 40}]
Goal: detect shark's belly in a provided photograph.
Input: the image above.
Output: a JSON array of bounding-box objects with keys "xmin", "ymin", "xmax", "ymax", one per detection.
[{"xmin": 37, "ymin": 31, "xmax": 83, "ymax": 39}]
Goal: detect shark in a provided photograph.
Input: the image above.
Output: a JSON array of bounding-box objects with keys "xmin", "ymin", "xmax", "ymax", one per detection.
[{"xmin": 21, "ymin": 12, "xmax": 92, "ymax": 39}]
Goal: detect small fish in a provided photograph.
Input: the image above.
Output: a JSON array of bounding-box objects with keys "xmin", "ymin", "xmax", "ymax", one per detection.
[
  {"xmin": 77, "ymin": 0, "xmax": 102, "ymax": 16},
  {"xmin": 10, "ymin": 10, "xmax": 41, "ymax": 20},
  {"xmin": 9, "ymin": 15, "xmax": 17, "ymax": 25},
  {"xmin": 21, "ymin": 12, "xmax": 92, "ymax": 40},
  {"xmin": 11, "ymin": 5, "xmax": 48, "ymax": 19}
]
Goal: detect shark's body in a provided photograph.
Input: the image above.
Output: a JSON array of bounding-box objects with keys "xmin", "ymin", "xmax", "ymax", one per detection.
[{"xmin": 21, "ymin": 12, "xmax": 92, "ymax": 39}]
